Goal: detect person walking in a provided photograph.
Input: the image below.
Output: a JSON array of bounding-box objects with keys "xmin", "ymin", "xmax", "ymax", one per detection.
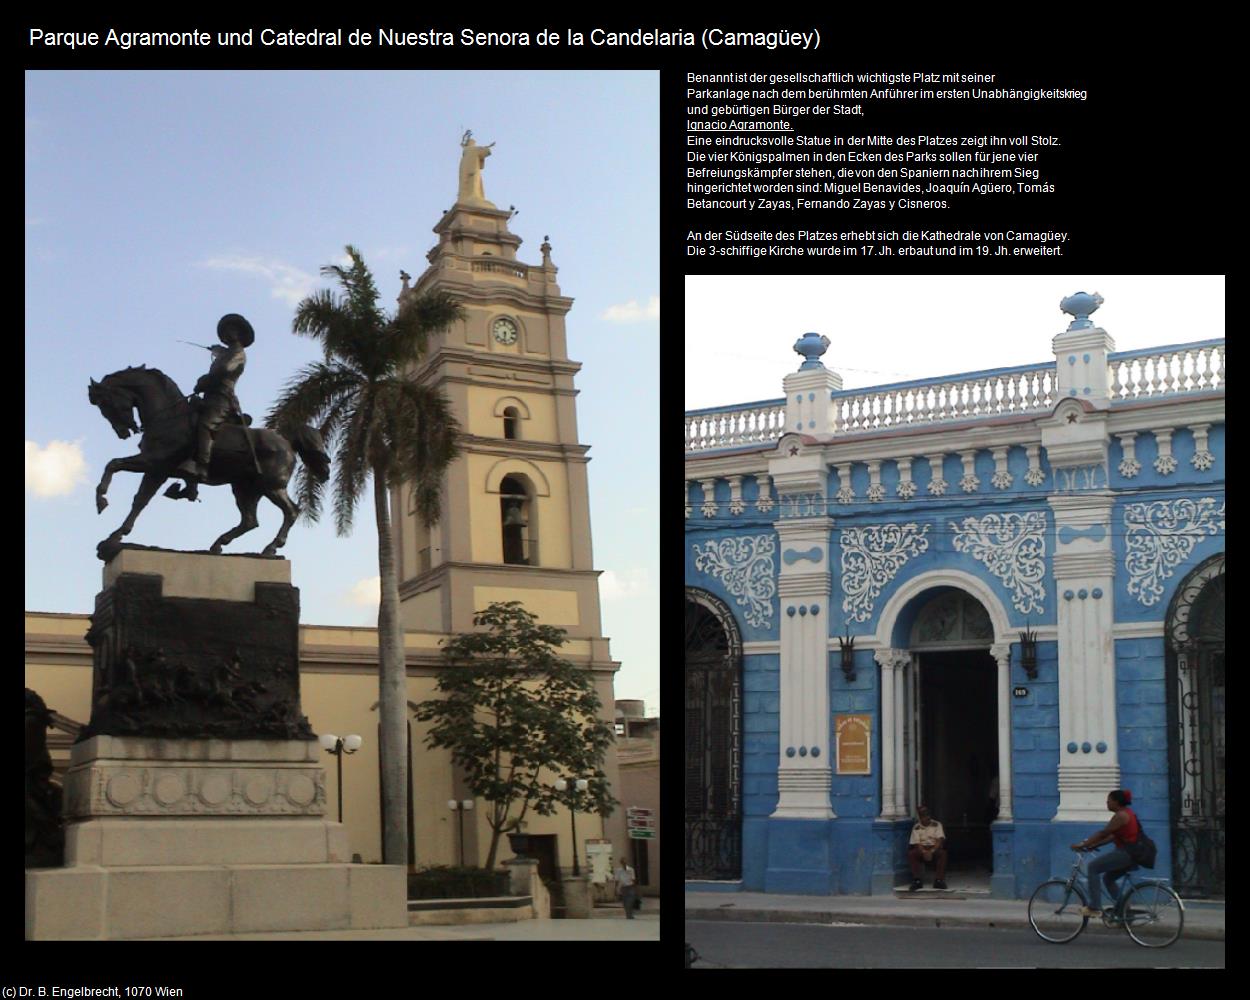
[{"xmin": 614, "ymin": 857, "xmax": 638, "ymax": 919}]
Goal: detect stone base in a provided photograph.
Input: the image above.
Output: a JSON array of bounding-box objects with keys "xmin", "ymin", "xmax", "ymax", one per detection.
[
  {"xmin": 560, "ymin": 875, "xmax": 592, "ymax": 919},
  {"xmin": 64, "ymin": 737, "xmax": 327, "ymax": 821},
  {"xmin": 26, "ymin": 862, "xmax": 406, "ymax": 940},
  {"xmin": 66, "ymin": 817, "xmax": 351, "ymax": 867},
  {"xmin": 27, "ymin": 736, "xmax": 408, "ymax": 939}
]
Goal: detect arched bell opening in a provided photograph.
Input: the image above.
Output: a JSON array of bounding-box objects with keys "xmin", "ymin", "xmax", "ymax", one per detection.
[{"xmin": 500, "ymin": 474, "xmax": 536, "ymax": 566}]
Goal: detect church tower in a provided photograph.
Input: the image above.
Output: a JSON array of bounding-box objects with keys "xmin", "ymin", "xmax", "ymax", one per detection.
[{"xmin": 394, "ymin": 136, "xmax": 615, "ymax": 672}]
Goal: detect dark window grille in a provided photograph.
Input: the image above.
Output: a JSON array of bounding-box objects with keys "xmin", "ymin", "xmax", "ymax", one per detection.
[
  {"xmin": 685, "ymin": 588, "xmax": 743, "ymax": 880},
  {"xmin": 1165, "ymin": 555, "xmax": 1224, "ymax": 898}
]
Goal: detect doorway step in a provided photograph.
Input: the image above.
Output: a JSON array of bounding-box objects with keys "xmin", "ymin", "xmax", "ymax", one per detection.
[{"xmin": 893, "ymin": 867, "xmax": 992, "ymax": 899}]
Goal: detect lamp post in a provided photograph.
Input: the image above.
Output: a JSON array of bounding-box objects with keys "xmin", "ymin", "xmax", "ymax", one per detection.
[
  {"xmin": 447, "ymin": 798, "xmax": 474, "ymax": 866},
  {"xmin": 319, "ymin": 733, "xmax": 362, "ymax": 823},
  {"xmin": 555, "ymin": 777, "xmax": 589, "ymax": 876}
]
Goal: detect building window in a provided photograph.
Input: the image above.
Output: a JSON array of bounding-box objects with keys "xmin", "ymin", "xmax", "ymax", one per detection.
[
  {"xmin": 500, "ymin": 475, "xmax": 535, "ymax": 565},
  {"xmin": 503, "ymin": 406, "xmax": 519, "ymax": 440}
]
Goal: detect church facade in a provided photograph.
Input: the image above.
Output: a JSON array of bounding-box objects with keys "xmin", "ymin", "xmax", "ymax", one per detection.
[{"xmin": 684, "ymin": 293, "xmax": 1224, "ymax": 899}]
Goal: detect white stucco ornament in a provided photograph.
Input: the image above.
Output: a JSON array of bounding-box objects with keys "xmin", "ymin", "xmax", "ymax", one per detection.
[
  {"xmin": 692, "ymin": 534, "xmax": 777, "ymax": 628},
  {"xmin": 1124, "ymin": 498, "xmax": 1225, "ymax": 606},
  {"xmin": 840, "ymin": 523, "xmax": 930, "ymax": 622},
  {"xmin": 951, "ymin": 511, "xmax": 1047, "ymax": 615}
]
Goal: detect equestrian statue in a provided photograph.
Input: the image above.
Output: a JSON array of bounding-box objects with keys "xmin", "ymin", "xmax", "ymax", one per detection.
[{"xmin": 89, "ymin": 314, "xmax": 330, "ymax": 561}]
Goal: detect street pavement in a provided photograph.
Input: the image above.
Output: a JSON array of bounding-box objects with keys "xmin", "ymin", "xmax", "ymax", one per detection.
[
  {"xmin": 686, "ymin": 920, "xmax": 1225, "ymax": 968},
  {"xmin": 139, "ymin": 898, "xmax": 661, "ymax": 940},
  {"xmin": 686, "ymin": 889, "xmax": 1223, "ymax": 942}
]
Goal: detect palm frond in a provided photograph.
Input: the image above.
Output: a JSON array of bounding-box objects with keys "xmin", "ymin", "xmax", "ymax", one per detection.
[
  {"xmin": 386, "ymin": 292, "xmax": 466, "ymax": 368},
  {"xmin": 331, "ymin": 395, "xmax": 374, "ymax": 536},
  {"xmin": 386, "ymin": 378, "xmax": 461, "ymax": 525},
  {"xmin": 265, "ymin": 362, "xmax": 360, "ymax": 433},
  {"xmin": 324, "ymin": 245, "xmax": 386, "ymax": 330}
]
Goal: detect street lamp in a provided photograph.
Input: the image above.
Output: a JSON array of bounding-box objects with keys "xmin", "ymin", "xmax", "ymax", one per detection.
[
  {"xmin": 447, "ymin": 798, "xmax": 474, "ymax": 866},
  {"xmin": 555, "ymin": 777, "xmax": 590, "ymax": 876},
  {"xmin": 319, "ymin": 733, "xmax": 362, "ymax": 823}
]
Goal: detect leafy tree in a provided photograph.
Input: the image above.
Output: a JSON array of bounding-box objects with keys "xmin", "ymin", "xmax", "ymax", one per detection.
[
  {"xmin": 416, "ymin": 601, "xmax": 617, "ymax": 870},
  {"xmin": 267, "ymin": 245, "xmax": 463, "ymax": 866}
]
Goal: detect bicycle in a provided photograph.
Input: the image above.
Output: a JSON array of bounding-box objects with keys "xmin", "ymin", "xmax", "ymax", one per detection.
[{"xmin": 1028, "ymin": 849, "xmax": 1184, "ymax": 948}]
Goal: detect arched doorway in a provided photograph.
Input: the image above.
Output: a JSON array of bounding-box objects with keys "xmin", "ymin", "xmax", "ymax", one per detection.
[
  {"xmin": 910, "ymin": 590, "xmax": 998, "ymax": 873},
  {"xmin": 1166, "ymin": 554, "xmax": 1225, "ymax": 897},
  {"xmin": 685, "ymin": 587, "xmax": 742, "ymax": 879}
]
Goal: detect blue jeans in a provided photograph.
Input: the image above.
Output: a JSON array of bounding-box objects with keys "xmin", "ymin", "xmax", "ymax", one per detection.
[
  {"xmin": 1087, "ymin": 848, "xmax": 1135, "ymax": 910},
  {"xmin": 620, "ymin": 884, "xmax": 637, "ymax": 918}
]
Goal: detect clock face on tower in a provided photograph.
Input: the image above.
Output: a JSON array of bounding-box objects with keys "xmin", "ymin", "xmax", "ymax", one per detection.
[{"xmin": 492, "ymin": 317, "xmax": 519, "ymax": 345}]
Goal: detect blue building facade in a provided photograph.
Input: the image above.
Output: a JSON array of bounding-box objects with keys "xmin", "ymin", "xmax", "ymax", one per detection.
[{"xmin": 684, "ymin": 293, "xmax": 1225, "ymax": 899}]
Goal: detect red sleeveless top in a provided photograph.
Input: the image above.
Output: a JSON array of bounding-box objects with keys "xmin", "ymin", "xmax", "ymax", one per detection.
[{"xmin": 1112, "ymin": 808, "xmax": 1140, "ymax": 848}]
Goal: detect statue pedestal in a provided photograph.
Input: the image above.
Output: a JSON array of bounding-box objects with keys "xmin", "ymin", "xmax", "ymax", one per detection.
[{"xmin": 25, "ymin": 550, "xmax": 407, "ymax": 939}]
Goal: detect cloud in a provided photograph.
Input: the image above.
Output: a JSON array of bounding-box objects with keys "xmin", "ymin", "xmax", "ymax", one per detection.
[
  {"xmin": 348, "ymin": 576, "xmax": 380, "ymax": 606},
  {"xmin": 599, "ymin": 568, "xmax": 650, "ymax": 602},
  {"xmin": 25, "ymin": 440, "xmax": 88, "ymax": 497},
  {"xmin": 601, "ymin": 295, "xmax": 659, "ymax": 323},
  {"xmin": 200, "ymin": 254, "xmax": 318, "ymax": 308}
]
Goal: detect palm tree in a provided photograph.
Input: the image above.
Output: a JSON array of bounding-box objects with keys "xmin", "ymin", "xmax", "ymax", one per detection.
[{"xmin": 267, "ymin": 245, "xmax": 463, "ymax": 867}]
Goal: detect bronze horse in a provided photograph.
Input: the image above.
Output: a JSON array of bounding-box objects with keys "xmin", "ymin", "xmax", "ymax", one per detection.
[{"xmin": 89, "ymin": 366, "xmax": 330, "ymax": 559}]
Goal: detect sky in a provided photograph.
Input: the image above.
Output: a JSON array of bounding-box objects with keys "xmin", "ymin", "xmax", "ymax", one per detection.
[
  {"xmin": 25, "ymin": 70, "xmax": 659, "ymax": 716},
  {"xmin": 685, "ymin": 275, "xmax": 1225, "ymax": 411}
]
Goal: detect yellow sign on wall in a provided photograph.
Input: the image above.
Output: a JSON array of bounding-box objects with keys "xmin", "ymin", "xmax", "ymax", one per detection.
[{"xmin": 835, "ymin": 714, "xmax": 872, "ymax": 775}]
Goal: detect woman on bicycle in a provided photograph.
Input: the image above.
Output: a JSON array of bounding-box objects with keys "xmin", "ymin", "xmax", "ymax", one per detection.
[{"xmin": 1069, "ymin": 788, "xmax": 1142, "ymax": 918}]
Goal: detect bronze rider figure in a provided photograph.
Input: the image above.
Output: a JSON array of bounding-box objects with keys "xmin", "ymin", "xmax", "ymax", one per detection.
[{"xmin": 183, "ymin": 314, "xmax": 252, "ymax": 499}]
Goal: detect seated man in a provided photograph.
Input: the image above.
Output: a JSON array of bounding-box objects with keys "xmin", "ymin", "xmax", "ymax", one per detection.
[{"xmin": 907, "ymin": 804, "xmax": 948, "ymax": 890}]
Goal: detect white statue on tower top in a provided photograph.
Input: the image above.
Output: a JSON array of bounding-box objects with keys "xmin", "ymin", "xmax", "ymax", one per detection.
[{"xmin": 458, "ymin": 130, "xmax": 496, "ymax": 207}]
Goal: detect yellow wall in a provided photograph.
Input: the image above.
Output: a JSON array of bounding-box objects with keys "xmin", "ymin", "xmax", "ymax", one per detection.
[
  {"xmin": 472, "ymin": 587, "xmax": 580, "ymax": 626},
  {"xmin": 400, "ymin": 587, "xmax": 443, "ymax": 633}
]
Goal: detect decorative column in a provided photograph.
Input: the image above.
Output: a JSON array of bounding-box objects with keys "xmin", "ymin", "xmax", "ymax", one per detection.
[
  {"xmin": 768, "ymin": 431, "xmax": 834, "ymax": 820},
  {"xmin": 874, "ymin": 648, "xmax": 911, "ymax": 818},
  {"xmin": 989, "ymin": 643, "xmax": 1014, "ymax": 820},
  {"xmin": 1044, "ymin": 292, "xmax": 1120, "ymax": 821},
  {"xmin": 894, "ymin": 653, "xmax": 907, "ymax": 815}
]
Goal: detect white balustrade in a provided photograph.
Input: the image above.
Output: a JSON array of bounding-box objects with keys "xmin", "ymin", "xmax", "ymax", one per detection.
[
  {"xmin": 685, "ymin": 400, "xmax": 788, "ymax": 452},
  {"xmin": 684, "ymin": 339, "xmax": 1225, "ymax": 453},
  {"xmin": 831, "ymin": 365, "xmax": 1057, "ymax": 434},
  {"xmin": 1107, "ymin": 341, "xmax": 1225, "ymax": 401}
]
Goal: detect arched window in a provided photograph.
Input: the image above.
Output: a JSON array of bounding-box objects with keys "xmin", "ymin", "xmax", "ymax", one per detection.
[
  {"xmin": 503, "ymin": 406, "xmax": 519, "ymax": 440},
  {"xmin": 500, "ymin": 475, "xmax": 534, "ymax": 565}
]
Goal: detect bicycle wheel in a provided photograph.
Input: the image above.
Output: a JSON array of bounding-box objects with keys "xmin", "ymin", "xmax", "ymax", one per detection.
[
  {"xmin": 1122, "ymin": 883, "xmax": 1184, "ymax": 948},
  {"xmin": 1028, "ymin": 879, "xmax": 1089, "ymax": 943}
]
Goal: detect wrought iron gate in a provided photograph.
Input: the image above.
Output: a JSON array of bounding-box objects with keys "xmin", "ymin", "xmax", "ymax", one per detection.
[
  {"xmin": 1166, "ymin": 555, "xmax": 1225, "ymax": 897},
  {"xmin": 685, "ymin": 589, "xmax": 742, "ymax": 880}
]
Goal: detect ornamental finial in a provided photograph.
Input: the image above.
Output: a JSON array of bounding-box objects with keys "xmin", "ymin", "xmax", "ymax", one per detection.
[
  {"xmin": 1060, "ymin": 291, "xmax": 1104, "ymax": 331},
  {"xmin": 793, "ymin": 332, "xmax": 830, "ymax": 371}
]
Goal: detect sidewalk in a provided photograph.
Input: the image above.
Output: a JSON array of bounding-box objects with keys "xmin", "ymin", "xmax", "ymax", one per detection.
[
  {"xmin": 139, "ymin": 899, "xmax": 661, "ymax": 941},
  {"xmin": 686, "ymin": 890, "xmax": 1223, "ymax": 941}
]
